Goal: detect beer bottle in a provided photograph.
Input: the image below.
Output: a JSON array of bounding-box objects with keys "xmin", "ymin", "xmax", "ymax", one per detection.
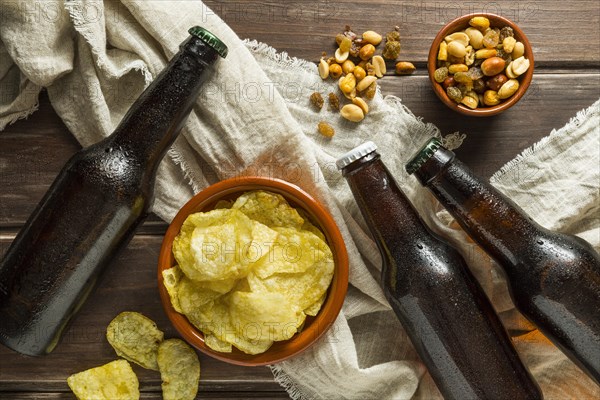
[
  {"xmin": 406, "ymin": 137, "xmax": 600, "ymax": 384},
  {"xmin": 337, "ymin": 142, "xmax": 542, "ymax": 400},
  {"xmin": 0, "ymin": 27, "xmax": 228, "ymax": 356}
]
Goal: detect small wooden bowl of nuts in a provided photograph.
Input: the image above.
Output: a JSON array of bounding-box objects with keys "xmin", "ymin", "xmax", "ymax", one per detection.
[{"xmin": 428, "ymin": 13, "xmax": 534, "ymax": 116}]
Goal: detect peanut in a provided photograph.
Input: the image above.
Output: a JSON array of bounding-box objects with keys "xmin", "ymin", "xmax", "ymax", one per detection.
[
  {"xmin": 465, "ymin": 27, "xmax": 484, "ymax": 49},
  {"xmin": 475, "ymin": 48, "xmax": 497, "ymax": 59},
  {"xmin": 359, "ymin": 44, "xmax": 376, "ymax": 60},
  {"xmin": 342, "ymin": 60, "xmax": 356, "ymax": 74},
  {"xmin": 438, "ymin": 41, "xmax": 448, "ymax": 61},
  {"xmin": 372, "ymin": 55, "xmax": 386, "ymax": 78},
  {"xmin": 498, "ymin": 78, "xmax": 519, "ymax": 99},
  {"xmin": 483, "ymin": 90, "xmax": 501, "ymax": 106},
  {"xmin": 356, "ymin": 75, "xmax": 377, "ymax": 92},
  {"xmin": 329, "ymin": 63, "xmax": 343, "ymax": 79},
  {"xmin": 318, "ymin": 59, "xmax": 329, "ymax": 79},
  {"xmin": 481, "ymin": 57, "xmax": 506, "ymax": 76},
  {"xmin": 445, "ymin": 32, "xmax": 470, "ymax": 47},
  {"xmin": 502, "ymin": 37, "xmax": 516, "ymax": 54},
  {"xmin": 395, "ymin": 61, "xmax": 416, "ymax": 75},
  {"xmin": 461, "ymin": 94, "xmax": 479, "ymax": 109},
  {"xmin": 512, "ymin": 41, "xmax": 525, "ymax": 59},
  {"xmin": 339, "ymin": 73, "xmax": 356, "ymax": 94},
  {"xmin": 353, "ymin": 66, "xmax": 366, "ymax": 81},
  {"xmin": 510, "ymin": 56, "xmax": 530, "ymax": 76},
  {"xmin": 362, "ymin": 30, "xmax": 382, "ymax": 46},
  {"xmin": 469, "ymin": 16, "xmax": 490, "ymax": 31},
  {"xmin": 448, "ymin": 63, "xmax": 468, "ymax": 74},
  {"xmin": 335, "ymin": 48, "xmax": 349, "ymax": 63},
  {"xmin": 447, "ymin": 41, "xmax": 467, "ymax": 58},
  {"xmin": 340, "ymin": 104, "xmax": 365, "ymax": 122},
  {"xmin": 352, "ymin": 97, "xmax": 369, "ymax": 114}
]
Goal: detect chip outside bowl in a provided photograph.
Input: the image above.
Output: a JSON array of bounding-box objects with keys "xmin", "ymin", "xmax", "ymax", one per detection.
[
  {"xmin": 428, "ymin": 13, "xmax": 534, "ymax": 116},
  {"xmin": 157, "ymin": 176, "xmax": 349, "ymax": 366}
]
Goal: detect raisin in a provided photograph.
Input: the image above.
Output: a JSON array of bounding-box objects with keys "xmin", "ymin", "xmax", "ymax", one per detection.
[
  {"xmin": 447, "ymin": 86, "xmax": 463, "ymax": 103},
  {"xmin": 328, "ymin": 92, "xmax": 340, "ymax": 111},
  {"xmin": 310, "ymin": 92, "xmax": 324, "ymax": 110},
  {"xmin": 434, "ymin": 67, "xmax": 449, "ymax": 83}
]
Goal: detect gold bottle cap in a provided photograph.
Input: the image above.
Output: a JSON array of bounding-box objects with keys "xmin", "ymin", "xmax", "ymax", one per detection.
[
  {"xmin": 405, "ymin": 137, "xmax": 443, "ymax": 175},
  {"xmin": 188, "ymin": 26, "xmax": 228, "ymax": 58}
]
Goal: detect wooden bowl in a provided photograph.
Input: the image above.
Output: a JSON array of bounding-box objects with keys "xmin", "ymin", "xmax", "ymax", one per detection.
[
  {"xmin": 157, "ymin": 176, "xmax": 349, "ymax": 366},
  {"xmin": 428, "ymin": 13, "xmax": 534, "ymax": 116}
]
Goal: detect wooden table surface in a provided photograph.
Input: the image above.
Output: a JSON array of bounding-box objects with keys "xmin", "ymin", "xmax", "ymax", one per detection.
[{"xmin": 1, "ymin": 1, "xmax": 599, "ymax": 399}]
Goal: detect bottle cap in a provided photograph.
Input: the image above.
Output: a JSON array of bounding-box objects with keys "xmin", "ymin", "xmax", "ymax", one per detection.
[
  {"xmin": 336, "ymin": 141, "xmax": 378, "ymax": 170},
  {"xmin": 405, "ymin": 137, "xmax": 443, "ymax": 175},
  {"xmin": 188, "ymin": 26, "xmax": 228, "ymax": 58}
]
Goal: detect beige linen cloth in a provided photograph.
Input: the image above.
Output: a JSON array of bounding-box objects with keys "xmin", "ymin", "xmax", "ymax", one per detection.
[{"xmin": 1, "ymin": 1, "xmax": 599, "ymax": 398}]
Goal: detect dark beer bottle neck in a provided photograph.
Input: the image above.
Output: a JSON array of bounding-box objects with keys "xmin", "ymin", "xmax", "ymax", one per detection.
[
  {"xmin": 414, "ymin": 146, "xmax": 541, "ymax": 265},
  {"xmin": 343, "ymin": 154, "xmax": 431, "ymax": 253},
  {"xmin": 109, "ymin": 36, "xmax": 218, "ymax": 168}
]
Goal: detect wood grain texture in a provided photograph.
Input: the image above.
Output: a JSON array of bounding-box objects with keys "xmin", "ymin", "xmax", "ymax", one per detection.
[{"xmin": 1, "ymin": 0, "xmax": 599, "ymax": 398}]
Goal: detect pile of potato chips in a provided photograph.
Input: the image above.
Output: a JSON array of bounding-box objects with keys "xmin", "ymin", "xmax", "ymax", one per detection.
[
  {"xmin": 67, "ymin": 312, "xmax": 200, "ymax": 400},
  {"xmin": 164, "ymin": 190, "xmax": 335, "ymax": 355}
]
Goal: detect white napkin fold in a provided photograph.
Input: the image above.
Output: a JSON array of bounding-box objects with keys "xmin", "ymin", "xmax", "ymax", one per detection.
[{"xmin": 1, "ymin": 1, "xmax": 598, "ymax": 398}]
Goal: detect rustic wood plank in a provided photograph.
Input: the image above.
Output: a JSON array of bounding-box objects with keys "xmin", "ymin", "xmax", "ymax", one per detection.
[
  {"xmin": 0, "ymin": 236, "xmax": 283, "ymax": 394},
  {"xmin": 204, "ymin": 0, "xmax": 600, "ymax": 65}
]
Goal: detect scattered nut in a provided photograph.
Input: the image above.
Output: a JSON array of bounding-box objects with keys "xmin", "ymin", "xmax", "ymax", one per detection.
[
  {"xmin": 364, "ymin": 81, "xmax": 377, "ymax": 99},
  {"xmin": 342, "ymin": 60, "xmax": 356, "ymax": 74},
  {"xmin": 318, "ymin": 59, "xmax": 329, "ymax": 79},
  {"xmin": 353, "ymin": 66, "xmax": 366, "ymax": 81},
  {"xmin": 352, "ymin": 97, "xmax": 369, "ymax": 114},
  {"xmin": 317, "ymin": 121, "xmax": 335, "ymax": 138},
  {"xmin": 339, "ymin": 73, "xmax": 357, "ymax": 94},
  {"xmin": 340, "ymin": 104, "xmax": 365, "ymax": 122},
  {"xmin": 335, "ymin": 48, "xmax": 349, "ymax": 63},
  {"xmin": 372, "ymin": 55, "xmax": 386, "ymax": 78},
  {"xmin": 329, "ymin": 63, "xmax": 343, "ymax": 79},
  {"xmin": 310, "ymin": 92, "xmax": 324, "ymax": 110},
  {"xmin": 359, "ymin": 44, "xmax": 376, "ymax": 60},
  {"xmin": 362, "ymin": 30, "xmax": 382, "ymax": 46},
  {"xmin": 395, "ymin": 61, "xmax": 416, "ymax": 75},
  {"xmin": 357, "ymin": 75, "xmax": 377, "ymax": 91}
]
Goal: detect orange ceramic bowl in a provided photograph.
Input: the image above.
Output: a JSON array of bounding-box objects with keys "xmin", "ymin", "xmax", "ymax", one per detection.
[
  {"xmin": 428, "ymin": 13, "xmax": 534, "ymax": 116},
  {"xmin": 157, "ymin": 176, "xmax": 349, "ymax": 366}
]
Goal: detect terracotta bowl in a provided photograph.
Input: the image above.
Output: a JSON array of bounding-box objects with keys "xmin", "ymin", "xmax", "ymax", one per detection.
[
  {"xmin": 428, "ymin": 13, "xmax": 534, "ymax": 116},
  {"xmin": 157, "ymin": 176, "xmax": 349, "ymax": 366}
]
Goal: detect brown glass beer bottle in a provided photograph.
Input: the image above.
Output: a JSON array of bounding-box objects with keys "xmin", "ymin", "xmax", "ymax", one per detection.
[
  {"xmin": 337, "ymin": 142, "xmax": 542, "ymax": 400},
  {"xmin": 406, "ymin": 137, "xmax": 600, "ymax": 385},
  {"xmin": 0, "ymin": 27, "xmax": 227, "ymax": 356}
]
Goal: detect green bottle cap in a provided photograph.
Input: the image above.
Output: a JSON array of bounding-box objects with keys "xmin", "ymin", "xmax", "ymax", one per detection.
[
  {"xmin": 188, "ymin": 26, "xmax": 228, "ymax": 58},
  {"xmin": 405, "ymin": 137, "xmax": 443, "ymax": 175}
]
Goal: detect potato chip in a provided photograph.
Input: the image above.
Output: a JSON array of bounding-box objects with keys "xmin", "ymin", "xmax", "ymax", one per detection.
[
  {"xmin": 228, "ymin": 291, "xmax": 303, "ymax": 342},
  {"xmin": 163, "ymin": 266, "xmax": 183, "ymax": 313},
  {"xmin": 252, "ymin": 227, "xmax": 331, "ymax": 279},
  {"xmin": 157, "ymin": 339, "xmax": 200, "ymax": 400},
  {"xmin": 67, "ymin": 359, "xmax": 139, "ymax": 400},
  {"xmin": 204, "ymin": 333, "xmax": 232, "ymax": 353},
  {"xmin": 177, "ymin": 277, "xmax": 223, "ymax": 314},
  {"xmin": 304, "ymin": 293, "xmax": 327, "ymax": 316},
  {"xmin": 248, "ymin": 253, "xmax": 334, "ymax": 312},
  {"xmin": 174, "ymin": 209, "xmax": 254, "ymax": 281},
  {"xmin": 106, "ymin": 312, "xmax": 164, "ymax": 370},
  {"xmin": 297, "ymin": 208, "xmax": 327, "ymax": 242},
  {"xmin": 232, "ymin": 190, "xmax": 304, "ymax": 229}
]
